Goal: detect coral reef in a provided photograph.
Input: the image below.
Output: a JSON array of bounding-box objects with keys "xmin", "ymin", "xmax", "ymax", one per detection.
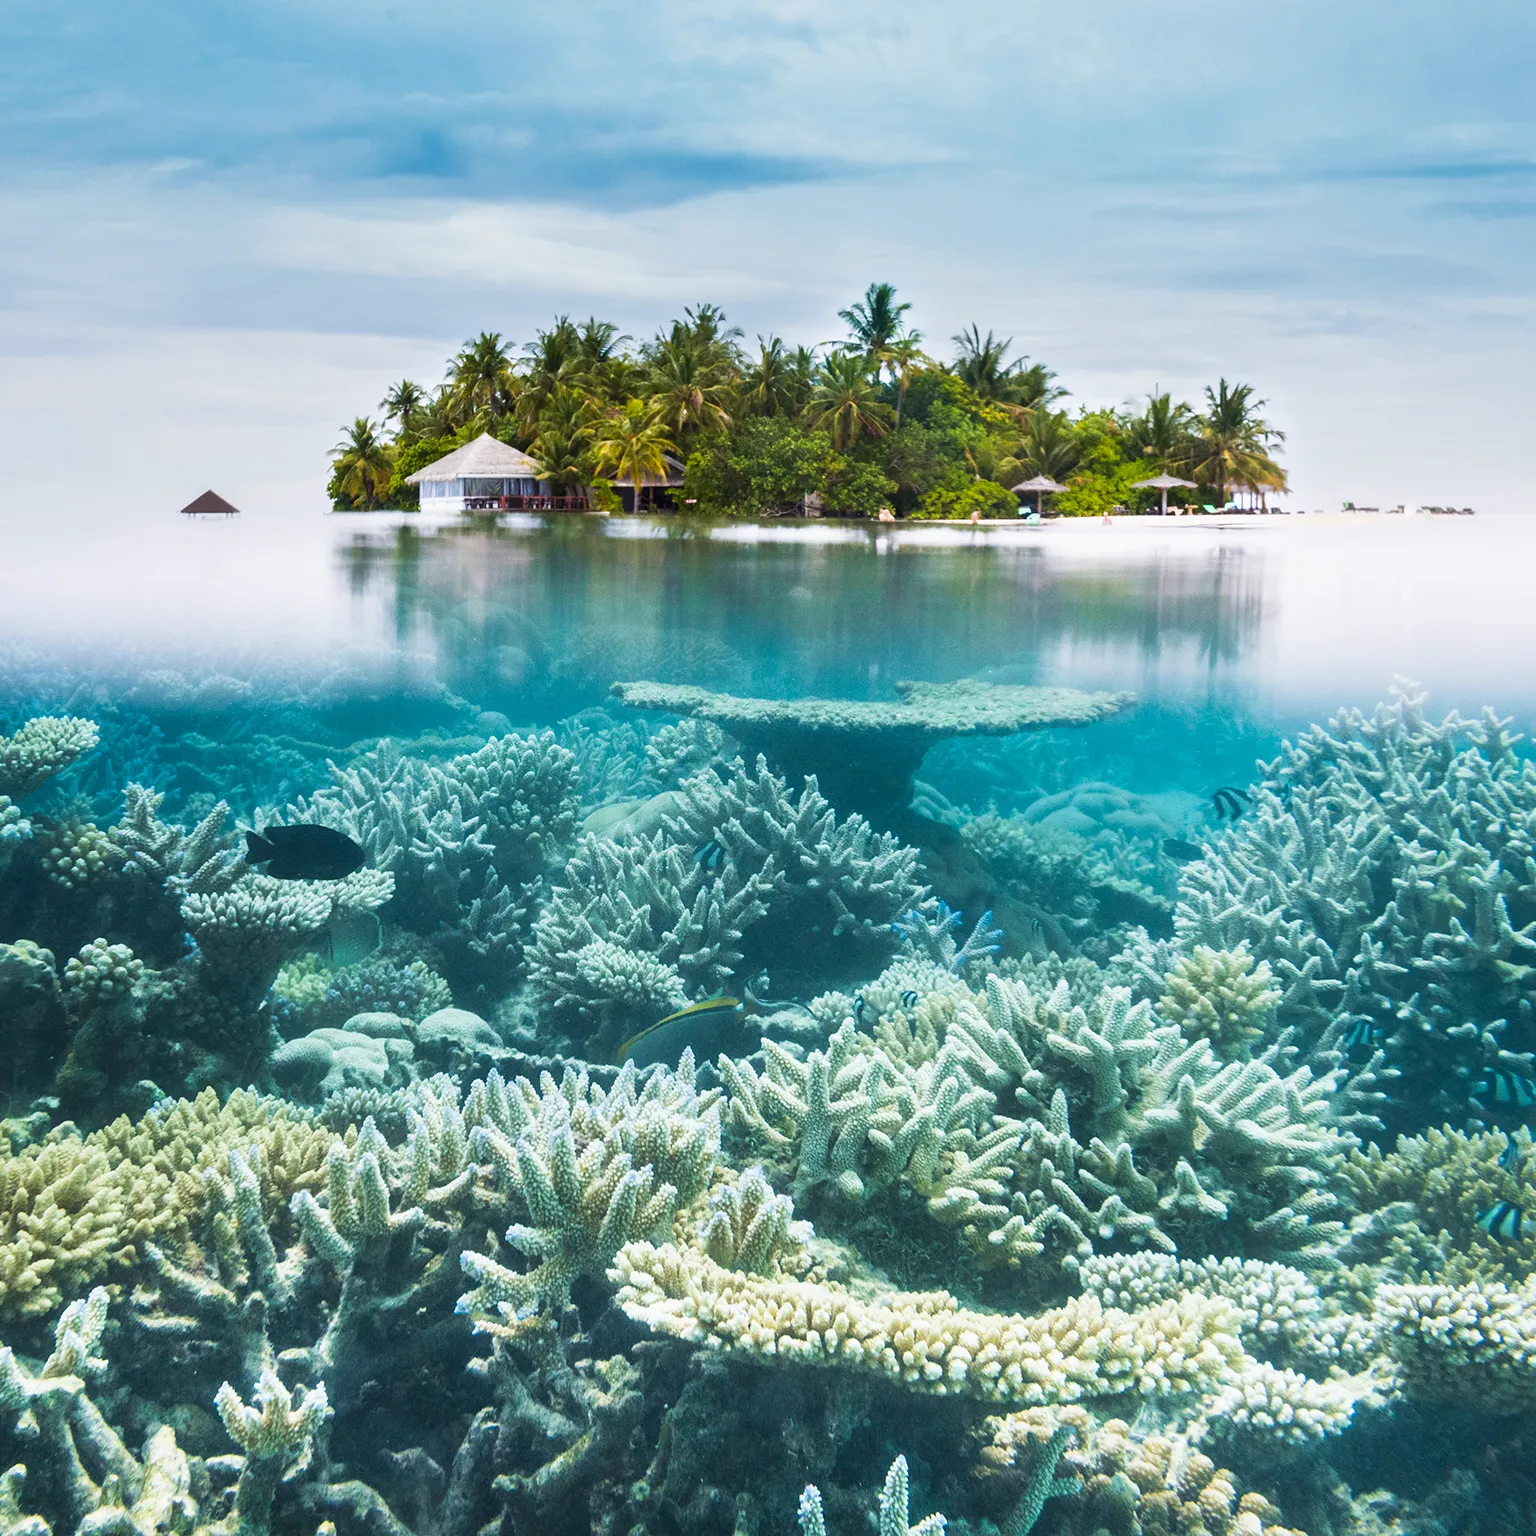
[
  {"xmin": 612, "ymin": 680, "xmax": 1133, "ymax": 828},
  {"xmin": 1130, "ymin": 684, "xmax": 1536, "ymax": 1135}
]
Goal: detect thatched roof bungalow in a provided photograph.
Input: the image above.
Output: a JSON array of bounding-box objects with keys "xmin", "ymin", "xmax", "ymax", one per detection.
[{"xmin": 405, "ymin": 433, "xmax": 572, "ymax": 512}]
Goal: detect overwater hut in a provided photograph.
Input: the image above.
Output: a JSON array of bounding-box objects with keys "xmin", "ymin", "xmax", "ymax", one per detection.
[
  {"xmin": 405, "ymin": 433, "xmax": 585, "ymax": 513},
  {"xmin": 179, "ymin": 490, "xmax": 240, "ymax": 516}
]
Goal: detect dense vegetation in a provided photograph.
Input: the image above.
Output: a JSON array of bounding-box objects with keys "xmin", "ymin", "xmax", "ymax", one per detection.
[{"xmin": 329, "ymin": 286, "xmax": 1287, "ymax": 517}]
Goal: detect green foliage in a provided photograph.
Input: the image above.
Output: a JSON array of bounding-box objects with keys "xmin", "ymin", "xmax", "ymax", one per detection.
[
  {"xmin": 821, "ymin": 452, "xmax": 897, "ymax": 516},
  {"xmin": 913, "ymin": 478, "xmax": 1018, "ymax": 520},
  {"xmin": 683, "ymin": 419, "xmax": 835, "ymax": 515},
  {"xmin": 1055, "ymin": 459, "xmax": 1153, "ymax": 517},
  {"xmin": 387, "ymin": 435, "xmax": 461, "ymax": 502}
]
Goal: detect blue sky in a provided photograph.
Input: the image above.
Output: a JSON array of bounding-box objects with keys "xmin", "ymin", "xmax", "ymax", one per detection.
[{"xmin": 2, "ymin": 0, "xmax": 1533, "ymax": 512}]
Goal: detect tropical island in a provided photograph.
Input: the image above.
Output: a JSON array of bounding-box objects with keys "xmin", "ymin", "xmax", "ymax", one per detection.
[{"xmin": 329, "ymin": 285, "xmax": 1287, "ymax": 518}]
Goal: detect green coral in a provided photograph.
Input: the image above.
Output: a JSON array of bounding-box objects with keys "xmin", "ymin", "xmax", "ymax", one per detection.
[
  {"xmin": 1157, "ymin": 944, "xmax": 1278, "ymax": 1061},
  {"xmin": 0, "ymin": 718, "xmax": 100, "ymax": 800}
]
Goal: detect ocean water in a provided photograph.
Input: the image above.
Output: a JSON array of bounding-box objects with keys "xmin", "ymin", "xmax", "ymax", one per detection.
[{"xmin": 3, "ymin": 512, "xmax": 1535, "ymax": 1536}]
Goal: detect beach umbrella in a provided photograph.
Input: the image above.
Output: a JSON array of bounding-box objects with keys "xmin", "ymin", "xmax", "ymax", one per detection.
[
  {"xmin": 1132, "ymin": 473, "xmax": 1197, "ymax": 516},
  {"xmin": 1010, "ymin": 475, "xmax": 1069, "ymax": 516}
]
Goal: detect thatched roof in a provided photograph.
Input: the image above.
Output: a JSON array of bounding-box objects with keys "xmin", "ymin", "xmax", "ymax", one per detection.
[
  {"xmin": 1010, "ymin": 475, "xmax": 1069, "ymax": 494},
  {"xmin": 405, "ymin": 433, "xmax": 544, "ymax": 485},
  {"xmin": 179, "ymin": 490, "xmax": 240, "ymax": 515}
]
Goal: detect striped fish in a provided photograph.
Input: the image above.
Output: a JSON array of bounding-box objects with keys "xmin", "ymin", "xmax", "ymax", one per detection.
[
  {"xmin": 617, "ymin": 996, "xmax": 745, "ymax": 1068},
  {"xmin": 900, "ymin": 989, "xmax": 920, "ymax": 1010},
  {"xmin": 1342, "ymin": 1019, "xmax": 1382, "ymax": 1056},
  {"xmin": 1476, "ymin": 1200, "xmax": 1526, "ymax": 1243},
  {"xmin": 1474, "ymin": 1069, "xmax": 1536, "ymax": 1109},
  {"xmin": 694, "ymin": 838, "xmax": 726, "ymax": 874},
  {"xmin": 1501, "ymin": 1136, "xmax": 1524, "ymax": 1171},
  {"xmin": 852, "ymin": 994, "xmax": 868, "ymax": 1026}
]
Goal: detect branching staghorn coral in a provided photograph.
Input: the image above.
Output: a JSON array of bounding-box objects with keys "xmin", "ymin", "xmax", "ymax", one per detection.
[
  {"xmin": 529, "ymin": 757, "xmax": 929, "ymax": 1049},
  {"xmin": 1157, "ymin": 945, "xmax": 1278, "ymax": 1062},
  {"xmin": 213, "ymin": 1369, "xmax": 330, "ymax": 1536},
  {"xmin": 725, "ymin": 967, "xmax": 1352, "ymax": 1282},
  {"xmin": 0, "ymin": 1089, "xmax": 331, "ymax": 1322},
  {"xmin": 0, "ymin": 718, "xmax": 100, "ymax": 800},
  {"xmin": 297, "ymin": 732, "xmax": 579, "ymax": 996},
  {"xmin": 1128, "ymin": 684, "xmax": 1536, "ymax": 1135},
  {"xmin": 457, "ymin": 1056, "xmax": 723, "ymax": 1321},
  {"xmin": 798, "ymin": 1455, "xmax": 948, "ymax": 1536},
  {"xmin": 111, "ymin": 783, "xmax": 244, "ymax": 897}
]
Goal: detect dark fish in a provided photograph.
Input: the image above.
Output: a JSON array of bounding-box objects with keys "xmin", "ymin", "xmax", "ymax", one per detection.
[
  {"xmin": 695, "ymin": 838, "xmax": 726, "ymax": 874},
  {"xmin": 1500, "ymin": 1137, "xmax": 1523, "ymax": 1171},
  {"xmin": 617, "ymin": 996, "xmax": 746, "ymax": 1069},
  {"xmin": 900, "ymin": 989, "xmax": 920, "ymax": 1010},
  {"xmin": 1212, "ymin": 787, "xmax": 1252, "ymax": 822},
  {"xmin": 852, "ymin": 993, "xmax": 868, "ymax": 1026},
  {"xmin": 1342, "ymin": 1019, "xmax": 1382, "ymax": 1056},
  {"xmin": 1162, "ymin": 837, "xmax": 1205, "ymax": 863},
  {"xmin": 1474, "ymin": 1068, "xmax": 1536, "ymax": 1110},
  {"xmin": 1476, "ymin": 1200, "xmax": 1527, "ymax": 1242},
  {"xmin": 246, "ymin": 825, "xmax": 366, "ymax": 881}
]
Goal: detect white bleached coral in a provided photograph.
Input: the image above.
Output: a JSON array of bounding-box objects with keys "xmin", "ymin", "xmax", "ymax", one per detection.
[{"xmin": 0, "ymin": 717, "xmax": 99, "ymax": 800}]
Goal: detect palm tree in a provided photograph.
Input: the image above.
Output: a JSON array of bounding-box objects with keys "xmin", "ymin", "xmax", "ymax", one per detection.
[
  {"xmin": 446, "ymin": 332, "xmax": 517, "ymax": 427},
  {"xmin": 379, "ymin": 380, "xmax": 426, "ymax": 438},
  {"xmin": 965, "ymin": 433, "xmax": 1024, "ymax": 490},
  {"xmin": 741, "ymin": 336, "xmax": 800, "ymax": 418},
  {"xmin": 1016, "ymin": 410, "xmax": 1080, "ymax": 482},
  {"xmin": 592, "ymin": 401, "xmax": 678, "ymax": 513},
  {"xmin": 531, "ymin": 388, "xmax": 599, "ymax": 493},
  {"xmin": 646, "ymin": 339, "xmax": 734, "ymax": 436},
  {"xmin": 885, "ymin": 335, "xmax": 930, "ymax": 427},
  {"xmin": 412, "ymin": 387, "xmax": 457, "ymax": 441},
  {"xmin": 839, "ymin": 283, "xmax": 911, "ymax": 359},
  {"xmin": 952, "ymin": 326, "xmax": 1062, "ymax": 413},
  {"xmin": 1191, "ymin": 380, "xmax": 1286, "ymax": 506},
  {"xmin": 331, "ymin": 418, "xmax": 395, "ymax": 509},
  {"xmin": 1125, "ymin": 390, "xmax": 1196, "ymax": 467},
  {"xmin": 806, "ymin": 351, "xmax": 894, "ymax": 450}
]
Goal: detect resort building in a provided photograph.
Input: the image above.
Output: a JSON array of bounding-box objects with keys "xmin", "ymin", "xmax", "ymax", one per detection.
[{"xmin": 405, "ymin": 433, "xmax": 585, "ymax": 512}]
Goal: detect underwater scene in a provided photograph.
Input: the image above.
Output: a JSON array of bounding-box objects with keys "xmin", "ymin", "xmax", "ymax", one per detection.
[{"xmin": 6, "ymin": 516, "xmax": 1536, "ymax": 1536}]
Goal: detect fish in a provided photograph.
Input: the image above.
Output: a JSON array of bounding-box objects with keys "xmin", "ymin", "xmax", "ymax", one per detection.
[
  {"xmin": 320, "ymin": 909, "xmax": 383, "ymax": 968},
  {"xmin": 900, "ymin": 989, "xmax": 920, "ymax": 1010},
  {"xmin": 852, "ymin": 993, "xmax": 868, "ymax": 1026},
  {"xmin": 246, "ymin": 824, "xmax": 366, "ymax": 881},
  {"xmin": 617, "ymin": 996, "xmax": 745, "ymax": 1069},
  {"xmin": 1162, "ymin": 837, "xmax": 1205, "ymax": 863},
  {"xmin": 694, "ymin": 838, "xmax": 726, "ymax": 874},
  {"xmin": 1500, "ymin": 1137, "xmax": 1524, "ymax": 1171},
  {"xmin": 1342, "ymin": 1019, "xmax": 1382, "ymax": 1056},
  {"xmin": 1476, "ymin": 1200, "xmax": 1527, "ymax": 1243},
  {"xmin": 1211, "ymin": 787, "xmax": 1252, "ymax": 823},
  {"xmin": 1473, "ymin": 1068, "xmax": 1536, "ymax": 1110}
]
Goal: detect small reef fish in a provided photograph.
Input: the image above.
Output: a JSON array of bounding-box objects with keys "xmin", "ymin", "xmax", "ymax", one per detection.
[
  {"xmin": 1474, "ymin": 1069, "xmax": 1536, "ymax": 1110},
  {"xmin": 900, "ymin": 989, "xmax": 920, "ymax": 1010},
  {"xmin": 1162, "ymin": 837, "xmax": 1205, "ymax": 863},
  {"xmin": 694, "ymin": 839, "xmax": 726, "ymax": 874},
  {"xmin": 1211, "ymin": 787, "xmax": 1252, "ymax": 823},
  {"xmin": 852, "ymin": 993, "xmax": 868, "ymax": 1026},
  {"xmin": 1342, "ymin": 1019, "xmax": 1383, "ymax": 1056},
  {"xmin": 320, "ymin": 909, "xmax": 383, "ymax": 968},
  {"xmin": 1500, "ymin": 1136, "xmax": 1524, "ymax": 1171},
  {"xmin": 617, "ymin": 996, "xmax": 745, "ymax": 1069},
  {"xmin": 246, "ymin": 824, "xmax": 366, "ymax": 881},
  {"xmin": 1476, "ymin": 1200, "xmax": 1527, "ymax": 1243}
]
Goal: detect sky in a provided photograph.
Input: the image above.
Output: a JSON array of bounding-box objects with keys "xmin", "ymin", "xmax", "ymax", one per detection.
[{"xmin": 1, "ymin": 0, "xmax": 1533, "ymax": 516}]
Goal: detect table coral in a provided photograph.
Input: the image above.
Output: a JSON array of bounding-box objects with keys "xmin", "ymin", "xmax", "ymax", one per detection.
[{"xmin": 612, "ymin": 680, "xmax": 1132, "ymax": 828}]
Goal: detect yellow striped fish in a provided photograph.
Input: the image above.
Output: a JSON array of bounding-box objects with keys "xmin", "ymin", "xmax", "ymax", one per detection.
[{"xmin": 617, "ymin": 996, "xmax": 745, "ymax": 1069}]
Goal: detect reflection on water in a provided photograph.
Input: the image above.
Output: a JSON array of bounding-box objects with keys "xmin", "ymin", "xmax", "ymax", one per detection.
[{"xmin": 335, "ymin": 521, "xmax": 1269, "ymax": 722}]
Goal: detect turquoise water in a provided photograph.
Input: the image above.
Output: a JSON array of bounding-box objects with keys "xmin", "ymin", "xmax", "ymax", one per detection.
[{"xmin": 3, "ymin": 513, "xmax": 1536, "ymax": 1536}]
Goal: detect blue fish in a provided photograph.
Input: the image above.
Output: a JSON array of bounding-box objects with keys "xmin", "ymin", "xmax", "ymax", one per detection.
[
  {"xmin": 617, "ymin": 996, "xmax": 745, "ymax": 1068},
  {"xmin": 1474, "ymin": 1069, "xmax": 1536, "ymax": 1110},
  {"xmin": 1500, "ymin": 1137, "xmax": 1523, "ymax": 1171},
  {"xmin": 900, "ymin": 989, "xmax": 920, "ymax": 1010},
  {"xmin": 1476, "ymin": 1200, "xmax": 1526, "ymax": 1243},
  {"xmin": 695, "ymin": 838, "xmax": 726, "ymax": 874}
]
